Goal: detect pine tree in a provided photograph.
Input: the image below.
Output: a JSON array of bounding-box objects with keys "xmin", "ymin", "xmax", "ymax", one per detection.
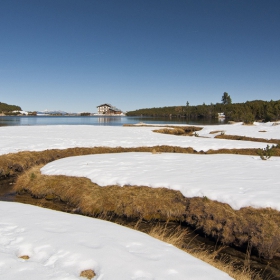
[{"xmin": 221, "ymin": 92, "xmax": 232, "ymax": 105}]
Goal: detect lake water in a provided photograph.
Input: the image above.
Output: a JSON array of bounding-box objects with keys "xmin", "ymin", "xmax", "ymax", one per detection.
[{"xmin": 0, "ymin": 116, "xmax": 225, "ymax": 127}]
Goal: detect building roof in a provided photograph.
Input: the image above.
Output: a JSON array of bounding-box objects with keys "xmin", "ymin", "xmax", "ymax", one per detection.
[
  {"xmin": 96, "ymin": 103, "xmax": 112, "ymax": 108},
  {"xmin": 97, "ymin": 104, "xmax": 122, "ymax": 112}
]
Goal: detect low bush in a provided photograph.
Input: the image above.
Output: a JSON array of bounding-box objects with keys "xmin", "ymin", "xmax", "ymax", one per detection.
[{"xmin": 257, "ymin": 145, "xmax": 275, "ymax": 160}]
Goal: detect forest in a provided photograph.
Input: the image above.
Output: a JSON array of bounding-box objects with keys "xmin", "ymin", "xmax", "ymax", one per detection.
[
  {"xmin": 126, "ymin": 99, "xmax": 280, "ymax": 123},
  {"xmin": 0, "ymin": 102, "xmax": 21, "ymax": 112}
]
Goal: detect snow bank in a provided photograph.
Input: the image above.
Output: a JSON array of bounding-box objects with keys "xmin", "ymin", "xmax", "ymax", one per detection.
[
  {"xmin": 198, "ymin": 121, "xmax": 280, "ymax": 139},
  {"xmin": 41, "ymin": 152, "xmax": 280, "ymax": 211},
  {"xmin": 0, "ymin": 202, "xmax": 232, "ymax": 280},
  {"xmin": 1, "ymin": 122, "xmax": 279, "ymax": 155}
]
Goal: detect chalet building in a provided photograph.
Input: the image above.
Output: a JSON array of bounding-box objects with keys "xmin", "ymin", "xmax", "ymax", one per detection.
[{"xmin": 97, "ymin": 103, "xmax": 123, "ymax": 115}]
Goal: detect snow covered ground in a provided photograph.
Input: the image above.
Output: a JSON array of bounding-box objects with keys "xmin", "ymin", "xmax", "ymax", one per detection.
[
  {"xmin": 0, "ymin": 202, "xmax": 232, "ymax": 280},
  {"xmin": 41, "ymin": 152, "xmax": 280, "ymax": 211},
  {"xmin": 0, "ymin": 122, "xmax": 279, "ymax": 155},
  {"xmin": 197, "ymin": 121, "xmax": 280, "ymax": 139},
  {"xmin": 1, "ymin": 122, "xmax": 280, "ymax": 279}
]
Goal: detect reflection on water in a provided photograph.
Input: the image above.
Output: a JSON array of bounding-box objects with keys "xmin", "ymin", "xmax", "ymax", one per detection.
[{"xmin": 0, "ymin": 116, "xmax": 225, "ymax": 127}]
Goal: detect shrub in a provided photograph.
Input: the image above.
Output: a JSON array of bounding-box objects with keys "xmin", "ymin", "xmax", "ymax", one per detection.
[{"xmin": 257, "ymin": 145, "xmax": 274, "ymax": 160}]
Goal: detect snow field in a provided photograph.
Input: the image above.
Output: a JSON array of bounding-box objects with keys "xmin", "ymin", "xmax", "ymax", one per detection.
[
  {"xmin": 1, "ymin": 122, "xmax": 280, "ymax": 279},
  {"xmin": 0, "ymin": 202, "xmax": 232, "ymax": 280},
  {"xmin": 1, "ymin": 122, "xmax": 279, "ymax": 155},
  {"xmin": 198, "ymin": 121, "xmax": 280, "ymax": 139},
  {"xmin": 41, "ymin": 152, "xmax": 280, "ymax": 211}
]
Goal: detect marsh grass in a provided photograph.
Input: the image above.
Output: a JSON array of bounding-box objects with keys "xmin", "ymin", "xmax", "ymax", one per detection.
[
  {"xmin": 147, "ymin": 223, "xmax": 188, "ymax": 248},
  {"xmin": 153, "ymin": 127, "xmax": 186, "ymax": 135},
  {"xmin": 80, "ymin": 269, "xmax": 96, "ymax": 279},
  {"xmin": 133, "ymin": 223, "xmax": 267, "ymax": 280},
  {"xmin": 124, "ymin": 123, "xmax": 202, "ymax": 136},
  {"xmin": 2, "ymin": 128, "xmax": 280, "ymax": 279},
  {"xmin": 0, "ymin": 146, "xmax": 195, "ymax": 177},
  {"xmin": 19, "ymin": 255, "xmax": 30, "ymax": 260},
  {"xmin": 14, "ymin": 165, "xmax": 187, "ymax": 221},
  {"xmin": 209, "ymin": 130, "xmax": 225, "ymax": 134},
  {"xmin": 123, "ymin": 124, "xmax": 202, "ymax": 131},
  {"xmin": 153, "ymin": 126, "xmax": 202, "ymax": 136},
  {"xmin": 2, "ymin": 145, "xmax": 275, "ymax": 178},
  {"xmin": 214, "ymin": 134, "xmax": 280, "ymax": 146},
  {"xmin": 13, "ymin": 166, "xmax": 280, "ymax": 261}
]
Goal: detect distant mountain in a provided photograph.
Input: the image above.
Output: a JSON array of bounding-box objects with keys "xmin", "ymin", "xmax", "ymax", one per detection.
[
  {"xmin": 37, "ymin": 110, "xmax": 69, "ymax": 115},
  {"xmin": 0, "ymin": 102, "xmax": 21, "ymax": 112}
]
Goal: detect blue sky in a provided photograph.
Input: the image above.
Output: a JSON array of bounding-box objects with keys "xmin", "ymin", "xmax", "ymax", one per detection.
[{"xmin": 1, "ymin": 0, "xmax": 279, "ymax": 112}]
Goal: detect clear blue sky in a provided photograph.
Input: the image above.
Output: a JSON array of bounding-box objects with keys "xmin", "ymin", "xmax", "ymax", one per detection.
[{"xmin": 1, "ymin": 0, "xmax": 279, "ymax": 112}]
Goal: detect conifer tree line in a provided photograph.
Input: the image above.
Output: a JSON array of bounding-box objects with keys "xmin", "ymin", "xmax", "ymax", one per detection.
[
  {"xmin": 0, "ymin": 102, "xmax": 21, "ymax": 112},
  {"xmin": 127, "ymin": 94, "xmax": 280, "ymax": 123}
]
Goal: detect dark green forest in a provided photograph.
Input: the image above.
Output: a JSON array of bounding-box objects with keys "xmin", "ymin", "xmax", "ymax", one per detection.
[
  {"xmin": 126, "ymin": 100, "xmax": 280, "ymax": 123},
  {"xmin": 0, "ymin": 102, "xmax": 21, "ymax": 112}
]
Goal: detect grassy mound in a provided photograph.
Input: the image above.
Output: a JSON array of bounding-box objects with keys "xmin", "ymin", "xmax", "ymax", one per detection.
[
  {"xmin": 214, "ymin": 134, "xmax": 280, "ymax": 146},
  {"xmin": 0, "ymin": 146, "xmax": 259, "ymax": 178},
  {"xmin": 123, "ymin": 124, "xmax": 202, "ymax": 136},
  {"xmin": 2, "ymin": 144, "xmax": 278, "ymax": 179},
  {"xmin": 14, "ymin": 165, "xmax": 280, "ymax": 260},
  {"xmin": 152, "ymin": 126, "xmax": 202, "ymax": 136},
  {"xmin": 0, "ymin": 146, "xmax": 195, "ymax": 178}
]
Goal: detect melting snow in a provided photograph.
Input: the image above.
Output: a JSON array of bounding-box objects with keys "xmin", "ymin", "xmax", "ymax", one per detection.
[
  {"xmin": 41, "ymin": 152, "xmax": 280, "ymax": 211},
  {"xmin": 1, "ymin": 122, "xmax": 280, "ymax": 279},
  {"xmin": 1, "ymin": 122, "xmax": 279, "ymax": 155},
  {"xmin": 0, "ymin": 202, "xmax": 232, "ymax": 279}
]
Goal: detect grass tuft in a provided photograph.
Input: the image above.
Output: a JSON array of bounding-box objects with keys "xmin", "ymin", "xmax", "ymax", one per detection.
[
  {"xmin": 214, "ymin": 134, "xmax": 280, "ymax": 146},
  {"xmin": 19, "ymin": 255, "xmax": 30, "ymax": 260},
  {"xmin": 80, "ymin": 269, "xmax": 96, "ymax": 279},
  {"xmin": 136, "ymin": 222, "xmax": 266, "ymax": 280}
]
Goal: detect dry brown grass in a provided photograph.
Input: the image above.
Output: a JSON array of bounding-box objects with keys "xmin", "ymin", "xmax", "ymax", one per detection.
[
  {"xmin": 14, "ymin": 165, "xmax": 187, "ymax": 221},
  {"xmin": 13, "ymin": 166, "xmax": 280, "ymax": 260},
  {"xmin": 19, "ymin": 255, "xmax": 30, "ymax": 260},
  {"xmin": 2, "ymin": 128, "xmax": 280, "ymax": 278},
  {"xmin": 184, "ymin": 197, "xmax": 280, "ymax": 260},
  {"xmin": 123, "ymin": 123, "xmax": 202, "ymax": 131},
  {"xmin": 205, "ymin": 148, "xmax": 267, "ymax": 156},
  {"xmin": 153, "ymin": 127, "xmax": 186, "ymax": 135},
  {"xmin": 136, "ymin": 223, "xmax": 267, "ymax": 280},
  {"xmin": 190, "ymin": 249, "xmax": 265, "ymax": 280},
  {"xmin": 124, "ymin": 123, "xmax": 203, "ymax": 135},
  {"xmin": 153, "ymin": 126, "xmax": 202, "ymax": 136},
  {"xmin": 209, "ymin": 130, "xmax": 225, "ymax": 134},
  {"xmin": 147, "ymin": 223, "xmax": 188, "ymax": 249},
  {"xmin": 215, "ymin": 134, "xmax": 280, "ymax": 146},
  {"xmin": 0, "ymin": 146, "xmax": 195, "ymax": 177},
  {"xmin": 2, "ymin": 144, "xmax": 279, "ymax": 179},
  {"xmin": 80, "ymin": 269, "xmax": 96, "ymax": 279},
  {"xmin": 1, "ymin": 134, "xmax": 280, "ymax": 278}
]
